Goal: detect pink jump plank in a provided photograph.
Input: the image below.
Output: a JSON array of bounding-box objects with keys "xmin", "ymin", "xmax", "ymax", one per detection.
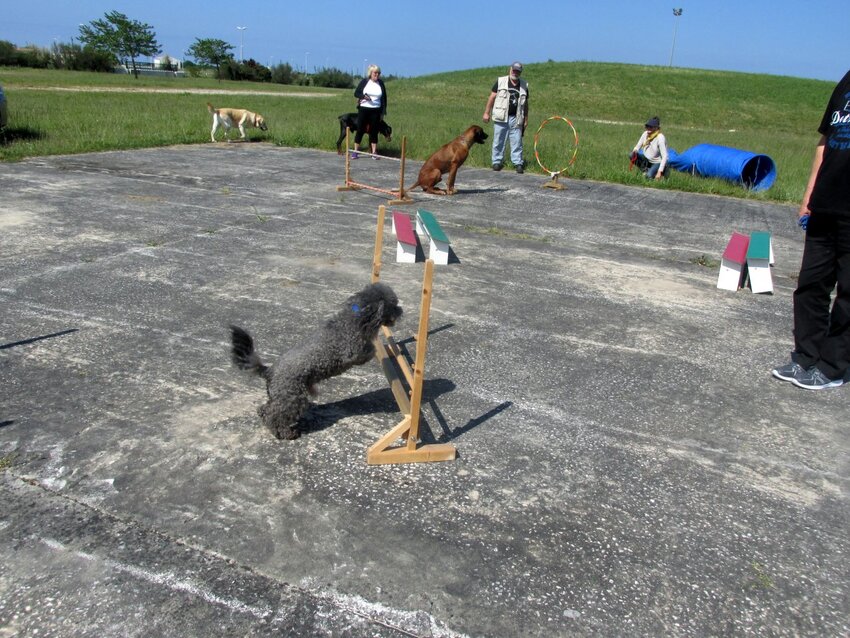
[
  {"xmin": 392, "ymin": 211, "xmax": 417, "ymax": 246},
  {"xmin": 722, "ymin": 232, "xmax": 750, "ymax": 265}
]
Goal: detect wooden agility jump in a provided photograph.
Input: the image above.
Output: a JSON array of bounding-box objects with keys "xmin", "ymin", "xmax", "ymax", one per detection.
[
  {"xmin": 337, "ymin": 128, "xmax": 413, "ymax": 205},
  {"xmin": 366, "ymin": 205, "xmax": 456, "ymax": 465}
]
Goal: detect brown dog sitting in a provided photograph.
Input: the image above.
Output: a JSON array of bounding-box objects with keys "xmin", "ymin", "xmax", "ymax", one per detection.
[{"xmin": 408, "ymin": 125, "xmax": 488, "ymax": 195}]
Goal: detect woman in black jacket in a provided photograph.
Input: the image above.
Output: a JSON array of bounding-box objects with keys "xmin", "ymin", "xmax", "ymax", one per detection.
[{"xmin": 352, "ymin": 65, "xmax": 387, "ymax": 158}]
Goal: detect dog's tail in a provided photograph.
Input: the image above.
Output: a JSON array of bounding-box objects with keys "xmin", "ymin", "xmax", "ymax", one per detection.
[
  {"xmin": 207, "ymin": 102, "xmax": 215, "ymax": 113},
  {"xmin": 229, "ymin": 325, "xmax": 270, "ymax": 379}
]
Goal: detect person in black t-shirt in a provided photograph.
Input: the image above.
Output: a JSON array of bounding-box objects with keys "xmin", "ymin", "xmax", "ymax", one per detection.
[{"xmin": 772, "ymin": 69, "xmax": 850, "ymax": 390}]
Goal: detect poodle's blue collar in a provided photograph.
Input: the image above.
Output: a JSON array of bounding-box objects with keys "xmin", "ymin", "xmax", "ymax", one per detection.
[{"xmin": 351, "ymin": 303, "xmax": 361, "ymax": 315}]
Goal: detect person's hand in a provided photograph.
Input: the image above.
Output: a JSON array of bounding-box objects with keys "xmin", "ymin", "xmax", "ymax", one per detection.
[
  {"xmin": 798, "ymin": 205, "xmax": 811, "ymax": 231},
  {"xmin": 629, "ymin": 151, "xmax": 638, "ymax": 161},
  {"xmin": 482, "ymin": 112, "xmax": 490, "ymax": 123},
  {"xmin": 654, "ymin": 173, "xmax": 663, "ymax": 181}
]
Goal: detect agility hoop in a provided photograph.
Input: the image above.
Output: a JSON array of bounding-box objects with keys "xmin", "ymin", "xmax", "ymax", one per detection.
[
  {"xmin": 337, "ymin": 128, "xmax": 413, "ymax": 205},
  {"xmin": 533, "ymin": 116, "xmax": 579, "ymax": 190}
]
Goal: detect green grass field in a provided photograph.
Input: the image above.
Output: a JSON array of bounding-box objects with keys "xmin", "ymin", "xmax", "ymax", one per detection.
[{"xmin": 0, "ymin": 63, "xmax": 834, "ymax": 203}]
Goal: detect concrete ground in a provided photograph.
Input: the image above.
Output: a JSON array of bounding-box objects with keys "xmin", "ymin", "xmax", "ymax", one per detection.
[{"xmin": 0, "ymin": 143, "xmax": 847, "ymax": 637}]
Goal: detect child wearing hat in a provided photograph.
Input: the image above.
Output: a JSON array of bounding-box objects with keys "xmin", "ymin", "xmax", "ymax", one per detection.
[{"xmin": 630, "ymin": 116, "xmax": 669, "ymax": 180}]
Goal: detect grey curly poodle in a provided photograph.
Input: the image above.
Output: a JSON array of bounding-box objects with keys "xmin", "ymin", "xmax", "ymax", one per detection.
[{"xmin": 230, "ymin": 282, "xmax": 403, "ymax": 440}]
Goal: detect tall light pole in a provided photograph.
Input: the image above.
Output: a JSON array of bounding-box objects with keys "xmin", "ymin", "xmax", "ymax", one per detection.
[
  {"xmin": 364, "ymin": 59, "xmax": 368, "ymax": 76},
  {"xmin": 669, "ymin": 8, "xmax": 683, "ymax": 67},
  {"xmin": 236, "ymin": 26, "xmax": 247, "ymax": 62}
]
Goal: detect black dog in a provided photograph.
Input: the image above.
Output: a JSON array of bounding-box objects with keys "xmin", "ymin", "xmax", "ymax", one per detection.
[
  {"xmin": 230, "ymin": 283, "xmax": 403, "ymax": 440},
  {"xmin": 336, "ymin": 113, "xmax": 393, "ymax": 154}
]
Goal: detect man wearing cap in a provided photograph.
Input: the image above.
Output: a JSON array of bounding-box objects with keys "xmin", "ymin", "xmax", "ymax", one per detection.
[
  {"xmin": 483, "ymin": 62, "xmax": 530, "ymax": 173},
  {"xmin": 630, "ymin": 116, "xmax": 669, "ymax": 181}
]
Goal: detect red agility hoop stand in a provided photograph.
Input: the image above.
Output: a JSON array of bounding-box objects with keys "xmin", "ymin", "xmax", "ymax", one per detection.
[
  {"xmin": 366, "ymin": 205, "xmax": 456, "ymax": 465},
  {"xmin": 533, "ymin": 116, "xmax": 579, "ymax": 190}
]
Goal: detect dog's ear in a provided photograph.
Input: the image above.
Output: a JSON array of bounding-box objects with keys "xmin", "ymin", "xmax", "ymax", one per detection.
[{"xmin": 354, "ymin": 299, "xmax": 385, "ymax": 334}]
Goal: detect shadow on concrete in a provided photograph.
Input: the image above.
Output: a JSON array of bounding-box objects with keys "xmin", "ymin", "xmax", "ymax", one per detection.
[
  {"xmin": 300, "ymin": 378, "xmax": 457, "ymax": 435},
  {"xmin": 425, "ymin": 399, "xmax": 514, "ymax": 445},
  {"xmin": 0, "ymin": 328, "xmax": 79, "ymax": 350}
]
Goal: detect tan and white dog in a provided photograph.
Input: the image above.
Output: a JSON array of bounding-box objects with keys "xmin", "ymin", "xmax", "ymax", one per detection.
[{"xmin": 207, "ymin": 102, "xmax": 268, "ymax": 142}]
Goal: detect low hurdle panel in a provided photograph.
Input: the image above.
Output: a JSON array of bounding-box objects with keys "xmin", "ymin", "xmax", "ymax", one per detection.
[
  {"xmin": 717, "ymin": 232, "xmax": 749, "ymax": 292},
  {"xmin": 392, "ymin": 211, "xmax": 418, "ymax": 263},
  {"xmin": 415, "ymin": 208, "xmax": 450, "ymax": 265},
  {"xmin": 337, "ymin": 128, "xmax": 413, "ymax": 205},
  {"xmin": 367, "ymin": 205, "xmax": 456, "ymax": 465},
  {"xmin": 746, "ymin": 231, "xmax": 774, "ymax": 294}
]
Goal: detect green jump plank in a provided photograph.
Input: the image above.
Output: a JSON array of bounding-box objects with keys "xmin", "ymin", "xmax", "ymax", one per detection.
[
  {"xmin": 416, "ymin": 209, "xmax": 449, "ymax": 244},
  {"xmin": 747, "ymin": 231, "xmax": 771, "ymax": 261}
]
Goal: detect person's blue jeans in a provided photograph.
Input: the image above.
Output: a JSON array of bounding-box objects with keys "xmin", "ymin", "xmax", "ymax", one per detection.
[
  {"xmin": 637, "ymin": 150, "xmax": 661, "ymax": 179},
  {"xmin": 492, "ymin": 116, "xmax": 524, "ymax": 167},
  {"xmin": 645, "ymin": 161, "xmax": 661, "ymax": 179}
]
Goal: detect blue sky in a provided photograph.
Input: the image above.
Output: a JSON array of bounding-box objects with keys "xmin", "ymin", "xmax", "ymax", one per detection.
[{"xmin": 1, "ymin": 1, "xmax": 845, "ymax": 83}]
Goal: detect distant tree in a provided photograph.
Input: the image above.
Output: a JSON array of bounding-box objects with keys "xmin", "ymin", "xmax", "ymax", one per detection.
[
  {"xmin": 185, "ymin": 38, "xmax": 234, "ymax": 80},
  {"xmin": 242, "ymin": 58, "xmax": 270, "ymax": 82},
  {"xmin": 78, "ymin": 11, "xmax": 160, "ymax": 78},
  {"xmin": 271, "ymin": 62, "xmax": 295, "ymax": 85},
  {"xmin": 216, "ymin": 58, "xmax": 269, "ymax": 82},
  {"xmin": 219, "ymin": 58, "xmax": 240, "ymax": 81},
  {"xmin": 312, "ymin": 67, "xmax": 355, "ymax": 89},
  {"xmin": 73, "ymin": 46, "xmax": 115, "ymax": 73},
  {"xmin": 16, "ymin": 45, "xmax": 52, "ymax": 69},
  {"xmin": 0, "ymin": 40, "xmax": 16, "ymax": 66}
]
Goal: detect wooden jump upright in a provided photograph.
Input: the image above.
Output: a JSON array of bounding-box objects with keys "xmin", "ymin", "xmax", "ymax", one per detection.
[
  {"xmin": 337, "ymin": 129, "xmax": 413, "ymax": 205},
  {"xmin": 366, "ymin": 205, "xmax": 456, "ymax": 465}
]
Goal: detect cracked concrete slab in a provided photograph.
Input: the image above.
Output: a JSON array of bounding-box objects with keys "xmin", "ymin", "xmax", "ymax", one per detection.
[{"xmin": 1, "ymin": 143, "xmax": 848, "ymax": 637}]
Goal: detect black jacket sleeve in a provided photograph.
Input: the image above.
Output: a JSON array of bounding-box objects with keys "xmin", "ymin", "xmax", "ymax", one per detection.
[
  {"xmin": 354, "ymin": 78, "xmax": 368, "ymax": 99},
  {"xmin": 379, "ymin": 79, "xmax": 387, "ymax": 115}
]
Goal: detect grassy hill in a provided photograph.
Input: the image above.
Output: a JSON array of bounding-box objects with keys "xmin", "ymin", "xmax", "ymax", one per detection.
[{"xmin": 0, "ymin": 62, "xmax": 834, "ymax": 203}]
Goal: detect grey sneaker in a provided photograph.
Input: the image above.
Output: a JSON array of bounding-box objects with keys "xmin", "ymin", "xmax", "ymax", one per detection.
[
  {"xmin": 791, "ymin": 366, "xmax": 844, "ymax": 390},
  {"xmin": 492, "ymin": 163, "xmax": 503, "ymax": 171},
  {"xmin": 771, "ymin": 361, "xmax": 806, "ymax": 382},
  {"xmin": 516, "ymin": 164, "xmax": 524, "ymax": 174}
]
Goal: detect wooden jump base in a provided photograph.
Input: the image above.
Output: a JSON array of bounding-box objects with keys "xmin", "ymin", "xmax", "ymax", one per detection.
[
  {"xmin": 366, "ymin": 205, "xmax": 456, "ymax": 465},
  {"xmin": 337, "ymin": 129, "xmax": 413, "ymax": 205},
  {"xmin": 543, "ymin": 173, "xmax": 567, "ymax": 190}
]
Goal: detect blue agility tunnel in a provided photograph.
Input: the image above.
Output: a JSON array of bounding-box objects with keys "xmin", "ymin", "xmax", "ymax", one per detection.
[{"xmin": 667, "ymin": 143, "xmax": 777, "ymax": 191}]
